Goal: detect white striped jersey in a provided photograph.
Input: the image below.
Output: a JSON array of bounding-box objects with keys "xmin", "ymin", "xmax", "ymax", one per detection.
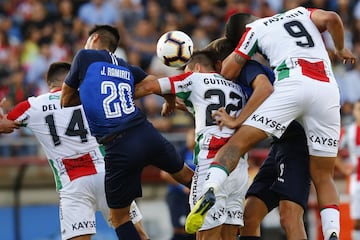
[
  {"xmin": 158, "ymin": 72, "xmax": 247, "ymax": 162},
  {"xmin": 7, "ymin": 90, "xmax": 105, "ymax": 191},
  {"xmin": 236, "ymin": 7, "xmax": 335, "ymax": 82}
]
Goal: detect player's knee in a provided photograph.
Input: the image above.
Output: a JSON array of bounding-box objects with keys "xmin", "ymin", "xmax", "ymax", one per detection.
[
  {"xmin": 279, "ymin": 211, "xmax": 303, "ymax": 233},
  {"xmin": 109, "ymin": 208, "xmax": 132, "ymax": 228}
]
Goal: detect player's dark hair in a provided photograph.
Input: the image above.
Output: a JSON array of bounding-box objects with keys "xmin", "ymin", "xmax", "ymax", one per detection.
[
  {"xmin": 186, "ymin": 50, "xmax": 218, "ymax": 71},
  {"xmin": 88, "ymin": 25, "xmax": 120, "ymax": 53},
  {"xmin": 225, "ymin": 13, "xmax": 254, "ymax": 46},
  {"xmin": 204, "ymin": 37, "xmax": 235, "ymax": 61},
  {"xmin": 46, "ymin": 62, "xmax": 71, "ymax": 85}
]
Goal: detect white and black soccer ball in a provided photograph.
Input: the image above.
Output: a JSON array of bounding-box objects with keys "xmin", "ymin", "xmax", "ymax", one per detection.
[{"xmin": 156, "ymin": 31, "xmax": 194, "ymax": 68}]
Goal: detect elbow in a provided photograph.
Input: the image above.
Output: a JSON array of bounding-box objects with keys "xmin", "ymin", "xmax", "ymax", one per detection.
[{"xmin": 264, "ymin": 84, "xmax": 274, "ymax": 97}]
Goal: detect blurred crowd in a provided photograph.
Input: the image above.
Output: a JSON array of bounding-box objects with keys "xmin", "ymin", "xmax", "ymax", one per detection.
[{"xmin": 1, "ymin": 0, "xmax": 360, "ymax": 157}]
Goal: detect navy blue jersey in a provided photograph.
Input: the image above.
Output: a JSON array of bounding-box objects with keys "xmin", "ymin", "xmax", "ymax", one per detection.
[
  {"xmin": 65, "ymin": 49, "xmax": 148, "ymax": 138},
  {"xmin": 235, "ymin": 60, "xmax": 275, "ymax": 100}
]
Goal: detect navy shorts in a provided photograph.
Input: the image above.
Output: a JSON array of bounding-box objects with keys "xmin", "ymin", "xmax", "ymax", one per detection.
[
  {"xmin": 103, "ymin": 120, "xmax": 184, "ymax": 208},
  {"xmin": 246, "ymin": 121, "xmax": 311, "ymax": 210}
]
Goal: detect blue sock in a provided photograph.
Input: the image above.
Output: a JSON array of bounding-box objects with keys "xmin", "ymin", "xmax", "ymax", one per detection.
[{"xmin": 115, "ymin": 221, "xmax": 141, "ymax": 240}]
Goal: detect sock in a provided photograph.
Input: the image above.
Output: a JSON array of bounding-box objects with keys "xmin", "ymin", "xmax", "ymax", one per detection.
[
  {"xmin": 239, "ymin": 237, "xmax": 260, "ymax": 240},
  {"xmin": 353, "ymin": 230, "xmax": 360, "ymax": 240},
  {"xmin": 115, "ymin": 221, "xmax": 141, "ymax": 240},
  {"xmin": 320, "ymin": 205, "xmax": 340, "ymax": 239},
  {"xmin": 202, "ymin": 162, "xmax": 229, "ymax": 194}
]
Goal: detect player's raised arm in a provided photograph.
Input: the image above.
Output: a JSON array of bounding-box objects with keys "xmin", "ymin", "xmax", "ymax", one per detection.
[
  {"xmin": 311, "ymin": 8, "xmax": 356, "ymax": 64},
  {"xmin": 60, "ymin": 83, "xmax": 81, "ymax": 107},
  {"xmin": 221, "ymin": 51, "xmax": 248, "ymax": 80},
  {"xmin": 134, "ymin": 75, "xmax": 162, "ymax": 99}
]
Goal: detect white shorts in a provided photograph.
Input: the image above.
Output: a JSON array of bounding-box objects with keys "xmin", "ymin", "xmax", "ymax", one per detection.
[
  {"xmin": 59, "ymin": 172, "xmax": 142, "ymax": 240},
  {"xmin": 243, "ymin": 74, "xmax": 340, "ymax": 157},
  {"xmin": 190, "ymin": 157, "xmax": 248, "ymax": 230},
  {"xmin": 349, "ymin": 175, "xmax": 360, "ymax": 219}
]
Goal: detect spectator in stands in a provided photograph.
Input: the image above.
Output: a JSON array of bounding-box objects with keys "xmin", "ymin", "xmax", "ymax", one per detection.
[{"xmin": 339, "ymin": 99, "xmax": 360, "ymax": 240}]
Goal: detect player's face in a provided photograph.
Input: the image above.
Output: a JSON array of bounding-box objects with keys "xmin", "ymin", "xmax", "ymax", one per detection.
[{"xmin": 353, "ymin": 102, "xmax": 360, "ymax": 121}]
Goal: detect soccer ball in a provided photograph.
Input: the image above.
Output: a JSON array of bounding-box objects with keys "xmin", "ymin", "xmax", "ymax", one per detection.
[{"xmin": 156, "ymin": 31, "xmax": 194, "ymax": 68}]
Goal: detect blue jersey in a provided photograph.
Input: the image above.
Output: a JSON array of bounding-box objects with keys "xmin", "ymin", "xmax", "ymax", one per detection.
[
  {"xmin": 65, "ymin": 49, "xmax": 148, "ymax": 138},
  {"xmin": 235, "ymin": 60, "xmax": 275, "ymax": 100}
]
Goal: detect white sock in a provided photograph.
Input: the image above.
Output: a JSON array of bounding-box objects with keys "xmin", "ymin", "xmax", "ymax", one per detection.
[
  {"xmin": 202, "ymin": 163, "xmax": 229, "ymax": 194},
  {"xmin": 320, "ymin": 207, "xmax": 340, "ymax": 239},
  {"xmin": 353, "ymin": 230, "xmax": 360, "ymax": 240}
]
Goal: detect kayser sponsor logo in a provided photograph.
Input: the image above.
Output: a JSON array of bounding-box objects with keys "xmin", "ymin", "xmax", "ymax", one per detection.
[
  {"xmin": 250, "ymin": 114, "xmax": 286, "ymax": 133},
  {"xmin": 72, "ymin": 221, "xmax": 96, "ymax": 231},
  {"xmin": 309, "ymin": 135, "xmax": 338, "ymax": 147}
]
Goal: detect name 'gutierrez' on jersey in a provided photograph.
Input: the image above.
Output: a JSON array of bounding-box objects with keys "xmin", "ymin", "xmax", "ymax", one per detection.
[{"xmin": 64, "ymin": 49, "xmax": 148, "ymax": 138}]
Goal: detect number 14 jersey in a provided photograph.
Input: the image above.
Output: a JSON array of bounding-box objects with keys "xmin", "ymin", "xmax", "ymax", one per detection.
[{"xmin": 7, "ymin": 90, "xmax": 105, "ymax": 191}]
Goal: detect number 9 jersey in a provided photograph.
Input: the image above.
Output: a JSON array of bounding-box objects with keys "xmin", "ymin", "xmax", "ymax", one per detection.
[{"xmin": 236, "ymin": 7, "xmax": 334, "ymax": 83}]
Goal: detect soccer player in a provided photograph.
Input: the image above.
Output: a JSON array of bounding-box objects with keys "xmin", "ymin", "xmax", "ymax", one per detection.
[
  {"xmin": 189, "ymin": 7, "xmax": 356, "ymax": 240},
  {"xmin": 0, "ymin": 118, "xmax": 20, "ymax": 133},
  {"xmin": 60, "ymin": 25, "xmax": 194, "ymax": 240},
  {"xmin": 6, "ymin": 62, "xmax": 149, "ymax": 240},
  {"xmin": 0, "ymin": 98, "xmax": 20, "ymax": 133},
  {"xmin": 136, "ymin": 49, "xmax": 274, "ymax": 240},
  {"xmin": 206, "ymin": 34, "xmax": 311, "ymax": 240},
  {"xmin": 340, "ymin": 99, "xmax": 360, "ymax": 240}
]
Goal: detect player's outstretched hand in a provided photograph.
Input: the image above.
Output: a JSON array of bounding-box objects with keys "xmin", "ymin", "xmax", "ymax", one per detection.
[
  {"xmin": 212, "ymin": 107, "xmax": 238, "ymax": 130},
  {"xmin": 161, "ymin": 94, "xmax": 176, "ymax": 116},
  {"xmin": 335, "ymin": 48, "xmax": 356, "ymax": 64},
  {"xmin": 0, "ymin": 118, "xmax": 21, "ymax": 134}
]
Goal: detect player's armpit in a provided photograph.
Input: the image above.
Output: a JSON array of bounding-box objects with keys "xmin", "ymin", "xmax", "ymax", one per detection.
[{"xmin": 60, "ymin": 83, "xmax": 81, "ymax": 107}]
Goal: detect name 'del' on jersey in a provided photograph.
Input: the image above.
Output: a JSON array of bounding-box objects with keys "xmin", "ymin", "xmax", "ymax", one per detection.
[
  {"xmin": 100, "ymin": 66, "xmax": 131, "ymax": 80},
  {"xmin": 43, "ymin": 95, "xmax": 60, "ymax": 112}
]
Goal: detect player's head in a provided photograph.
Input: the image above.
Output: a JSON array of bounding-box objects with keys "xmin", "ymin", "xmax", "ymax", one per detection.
[
  {"xmin": 46, "ymin": 62, "xmax": 71, "ymax": 88},
  {"xmin": 204, "ymin": 37, "xmax": 235, "ymax": 61},
  {"xmin": 202, "ymin": 37, "xmax": 235, "ymax": 72},
  {"xmin": 225, "ymin": 13, "xmax": 257, "ymax": 46},
  {"xmin": 353, "ymin": 99, "xmax": 360, "ymax": 122},
  {"xmin": 85, "ymin": 25, "xmax": 120, "ymax": 53},
  {"xmin": 184, "ymin": 50, "xmax": 218, "ymax": 73}
]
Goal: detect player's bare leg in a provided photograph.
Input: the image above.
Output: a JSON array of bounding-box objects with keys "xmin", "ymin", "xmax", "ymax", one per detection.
[
  {"xmin": 134, "ymin": 220, "xmax": 150, "ymax": 240},
  {"xmin": 197, "ymin": 225, "xmax": 222, "ymax": 240},
  {"xmin": 310, "ymin": 155, "xmax": 340, "ymax": 240},
  {"xmin": 278, "ymin": 200, "xmax": 307, "ymax": 240},
  {"xmin": 110, "ymin": 206, "xmax": 142, "ymax": 239},
  {"xmin": 220, "ymin": 224, "xmax": 240, "ymax": 240},
  {"xmin": 239, "ymin": 196, "xmax": 268, "ymax": 238},
  {"xmin": 185, "ymin": 125, "xmax": 268, "ymax": 233}
]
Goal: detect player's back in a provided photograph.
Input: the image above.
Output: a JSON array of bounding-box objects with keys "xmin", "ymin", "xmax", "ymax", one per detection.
[
  {"xmin": 177, "ymin": 72, "xmax": 246, "ymax": 136},
  {"xmin": 241, "ymin": 7, "xmax": 331, "ymax": 73},
  {"xmin": 7, "ymin": 90, "xmax": 105, "ymax": 190}
]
